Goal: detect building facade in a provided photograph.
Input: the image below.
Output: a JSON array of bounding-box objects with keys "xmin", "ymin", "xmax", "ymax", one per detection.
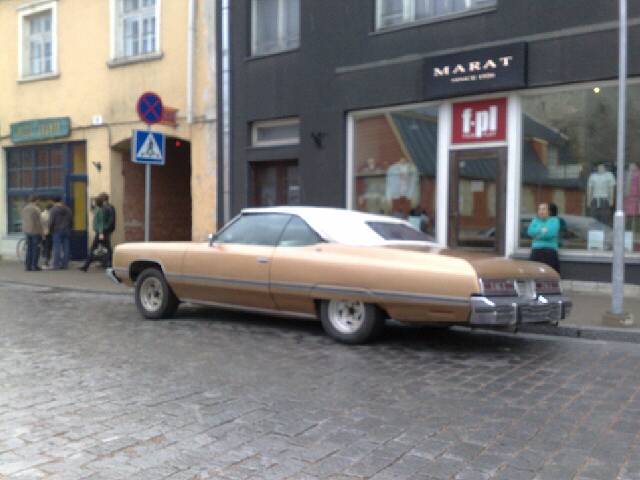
[
  {"xmin": 0, "ymin": 0, "xmax": 217, "ymax": 260},
  {"xmin": 221, "ymin": 0, "xmax": 640, "ymax": 283}
]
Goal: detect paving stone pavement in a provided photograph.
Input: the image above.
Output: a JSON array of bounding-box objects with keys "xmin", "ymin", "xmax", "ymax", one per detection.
[{"xmin": 1, "ymin": 281, "xmax": 640, "ymax": 480}]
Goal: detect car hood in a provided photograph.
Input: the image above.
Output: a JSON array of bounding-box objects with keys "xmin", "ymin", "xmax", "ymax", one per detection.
[{"xmin": 384, "ymin": 244, "xmax": 558, "ymax": 280}]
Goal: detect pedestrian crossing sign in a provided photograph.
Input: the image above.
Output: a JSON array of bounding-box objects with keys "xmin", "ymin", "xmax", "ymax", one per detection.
[{"xmin": 132, "ymin": 129, "xmax": 166, "ymax": 165}]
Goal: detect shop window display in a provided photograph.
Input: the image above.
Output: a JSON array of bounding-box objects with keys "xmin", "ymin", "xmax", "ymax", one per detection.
[
  {"xmin": 6, "ymin": 144, "xmax": 67, "ymax": 234},
  {"xmin": 520, "ymin": 83, "xmax": 640, "ymax": 253},
  {"xmin": 353, "ymin": 107, "xmax": 438, "ymax": 237}
]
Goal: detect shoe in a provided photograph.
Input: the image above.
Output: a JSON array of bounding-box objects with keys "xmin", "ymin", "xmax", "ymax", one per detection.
[
  {"xmin": 33, "ymin": 267, "xmax": 42, "ymax": 271},
  {"xmin": 78, "ymin": 266, "xmax": 87, "ymax": 272}
]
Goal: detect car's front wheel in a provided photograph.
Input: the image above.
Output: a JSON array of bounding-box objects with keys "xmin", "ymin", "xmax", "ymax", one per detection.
[
  {"xmin": 135, "ymin": 268, "xmax": 179, "ymax": 319},
  {"xmin": 320, "ymin": 299, "xmax": 384, "ymax": 344}
]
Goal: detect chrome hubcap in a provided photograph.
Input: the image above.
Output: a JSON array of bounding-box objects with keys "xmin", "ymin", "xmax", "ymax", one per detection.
[
  {"xmin": 140, "ymin": 277, "xmax": 163, "ymax": 312},
  {"xmin": 328, "ymin": 300, "xmax": 365, "ymax": 334}
]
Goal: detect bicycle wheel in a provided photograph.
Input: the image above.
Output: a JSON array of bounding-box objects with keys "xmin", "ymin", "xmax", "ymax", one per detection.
[{"xmin": 16, "ymin": 238, "xmax": 27, "ymax": 262}]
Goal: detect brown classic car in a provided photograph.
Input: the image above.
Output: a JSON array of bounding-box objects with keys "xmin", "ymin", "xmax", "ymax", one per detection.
[{"xmin": 108, "ymin": 207, "xmax": 571, "ymax": 344}]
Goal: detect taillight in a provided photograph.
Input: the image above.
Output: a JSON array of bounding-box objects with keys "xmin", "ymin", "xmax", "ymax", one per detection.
[
  {"xmin": 480, "ymin": 279, "xmax": 517, "ymax": 297},
  {"xmin": 535, "ymin": 279, "xmax": 561, "ymax": 295}
]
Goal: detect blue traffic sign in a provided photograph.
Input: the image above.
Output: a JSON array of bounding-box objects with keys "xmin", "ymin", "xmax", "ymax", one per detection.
[
  {"xmin": 136, "ymin": 92, "xmax": 163, "ymax": 125},
  {"xmin": 132, "ymin": 130, "xmax": 165, "ymax": 165}
]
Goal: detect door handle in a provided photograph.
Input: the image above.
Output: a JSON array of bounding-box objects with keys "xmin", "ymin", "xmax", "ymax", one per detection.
[{"xmin": 257, "ymin": 257, "xmax": 270, "ymax": 264}]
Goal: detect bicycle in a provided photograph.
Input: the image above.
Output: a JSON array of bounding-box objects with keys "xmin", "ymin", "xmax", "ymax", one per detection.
[{"xmin": 16, "ymin": 237, "xmax": 27, "ymax": 262}]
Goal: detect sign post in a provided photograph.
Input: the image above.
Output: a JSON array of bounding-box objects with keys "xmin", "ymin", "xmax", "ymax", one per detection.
[{"xmin": 134, "ymin": 92, "xmax": 165, "ymax": 241}]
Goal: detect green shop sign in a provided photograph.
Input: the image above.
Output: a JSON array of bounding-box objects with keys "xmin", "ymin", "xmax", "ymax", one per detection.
[{"xmin": 10, "ymin": 117, "xmax": 71, "ymax": 143}]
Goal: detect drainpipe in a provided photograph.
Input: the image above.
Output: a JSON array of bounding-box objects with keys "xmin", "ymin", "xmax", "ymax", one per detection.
[
  {"xmin": 186, "ymin": 0, "xmax": 196, "ymax": 124},
  {"xmin": 221, "ymin": 0, "xmax": 231, "ymax": 223}
]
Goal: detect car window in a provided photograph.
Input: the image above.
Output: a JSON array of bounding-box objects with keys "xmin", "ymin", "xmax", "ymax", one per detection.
[
  {"xmin": 366, "ymin": 221, "xmax": 434, "ymax": 242},
  {"xmin": 216, "ymin": 213, "xmax": 291, "ymax": 246},
  {"xmin": 278, "ymin": 216, "xmax": 322, "ymax": 247}
]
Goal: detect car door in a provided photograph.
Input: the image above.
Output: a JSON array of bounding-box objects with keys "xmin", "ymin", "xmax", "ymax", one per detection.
[
  {"xmin": 180, "ymin": 213, "xmax": 291, "ymax": 310},
  {"xmin": 269, "ymin": 215, "xmax": 326, "ymax": 316}
]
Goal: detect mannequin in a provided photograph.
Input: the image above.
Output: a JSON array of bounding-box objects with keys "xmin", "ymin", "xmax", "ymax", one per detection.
[
  {"xmin": 385, "ymin": 157, "xmax": 420, "ymax": 216},
  {"xmin": 624, "ymin": 162, "xmax": 640, "ymax": 231},
  {"xmin": 587, "ymin": 163, "xmax": 615, "ymax": 224}
]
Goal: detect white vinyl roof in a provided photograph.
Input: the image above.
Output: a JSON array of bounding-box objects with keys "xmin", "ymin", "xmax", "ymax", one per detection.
[{"xmin": 240, "ymin": 206, "xmax": 437, "ymax": 246}]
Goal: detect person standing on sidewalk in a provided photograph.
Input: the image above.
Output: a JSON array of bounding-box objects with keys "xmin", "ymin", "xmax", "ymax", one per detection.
[
  {"xmin": 40, "ymin": 200, "xmax": 54, "ymax": 269},
  {"xmin": 49, "ymin": 196, "xmax": 73, "ymax": 270},
  {"xmin": 101, "ymin": 192, "xmax": 116, "ymax": 269},
  {"xmin": 20, "ymin": 195, "xmax": 43, "ymax": 271},
  {"xmin": 528, "ymin": 202, "xmax": 561, "ymax": 274},
  {"xmin": 80, "ymin": 196, "xmax": 106, "ymax": 272}
]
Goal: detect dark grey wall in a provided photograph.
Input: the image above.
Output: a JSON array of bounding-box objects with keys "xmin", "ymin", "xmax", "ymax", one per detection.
[{"xmin": 218, "ymin": 0, "xmax": 640, "ymax": 282}]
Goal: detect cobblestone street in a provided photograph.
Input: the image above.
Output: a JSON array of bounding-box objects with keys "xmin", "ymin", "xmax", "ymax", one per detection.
[{"xmin": 1, "ymin": 281, "xmax": 640, "ymax": 480}]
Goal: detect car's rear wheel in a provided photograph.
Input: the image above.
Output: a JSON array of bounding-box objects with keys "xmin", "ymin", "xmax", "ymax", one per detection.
[
  {"xmin": 135, "ymin": 268, "xmax": 178, "ymax": 319},
  {"xmin": 320, "ymin": 299, "xmax": 384, "ymax": 344}
]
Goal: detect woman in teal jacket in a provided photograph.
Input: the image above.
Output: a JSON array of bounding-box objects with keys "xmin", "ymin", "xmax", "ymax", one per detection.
[{"xmin": 528, "ymin": 202, "xmax": 561, "ymax": 274}]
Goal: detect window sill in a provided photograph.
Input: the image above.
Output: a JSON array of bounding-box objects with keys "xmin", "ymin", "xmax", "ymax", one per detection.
[
  {"xmin": 371, "ymin": 7, "xmax": 496, "ymax": 36},
  {"xmin": 246, "ymin": 47, "xmax": 300, "ymax": 62},
  {"xmin": 107, "ymin": 52, "xmax": 163, "ymax": 68},
  {"xmin": 18, "ymin": 72, "xmax": 60, "ymax": 84}
]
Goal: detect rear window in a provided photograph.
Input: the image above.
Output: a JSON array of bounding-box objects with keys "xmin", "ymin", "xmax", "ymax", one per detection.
[{"xmin": 366, "ymin": 221, "xmax": 434, "ymax": 242}]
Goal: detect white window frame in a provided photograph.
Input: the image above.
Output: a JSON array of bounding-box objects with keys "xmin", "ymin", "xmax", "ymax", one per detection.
[
  {"xmin": 251, "ymin": 0, "xmax": 300, "ymax": 57},
  {"xmin": 375, "ymin": 0, "xmax": 496, "ymax": 30},
  {"xmin": 110, "ymin": 0, "xmax": 162, "ymax": 61},
  {"xmin": 18, "ymin": 0, "xmax": 58, "ymax": 81},
  {"xmin": 252, "ymin": 118, "xmax": 300, "ymax": 147}
]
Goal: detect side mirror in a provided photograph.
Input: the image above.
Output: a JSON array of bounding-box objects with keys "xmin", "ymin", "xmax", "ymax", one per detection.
[{"xmin": 208, "ymin": 233, "xmax": 215, "ymax": 247}]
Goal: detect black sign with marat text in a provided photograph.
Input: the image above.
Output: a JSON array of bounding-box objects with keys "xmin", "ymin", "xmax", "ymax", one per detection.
[{"xmin": 424, "ymin": 43, "xmax": 527, "ymax": 100}]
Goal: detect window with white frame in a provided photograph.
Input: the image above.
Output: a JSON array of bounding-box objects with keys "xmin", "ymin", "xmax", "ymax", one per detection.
[
  {"xmin": 252, "ymin": 0, "xmax": 300, "ymax": 56},
  {"xmin": 113, "ymin": 0, "xmax": 160, "ymax": 59},
  {"xmin": 19, "ymin": 3, "xmax": 57, "ymax": 79},
  {"xmin": 252, "ymin": 118, "xmax": 300, "ymax": 147},
  {"xmin": 376, "ymin": 0, "xmax": 496, "ymax": 29}
]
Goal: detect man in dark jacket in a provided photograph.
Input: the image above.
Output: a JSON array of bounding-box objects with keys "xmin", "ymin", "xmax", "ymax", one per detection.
[
  {"xmin": 48, "ymin": 196, "xmax": 73, "ymax": 269},
  {"xmin": 21, "ymin": 195, "xmax": 43, "ymax": 271},
  {"xmin": 101, "ymin": 192, "xmax": 116, "ymax": 268}
]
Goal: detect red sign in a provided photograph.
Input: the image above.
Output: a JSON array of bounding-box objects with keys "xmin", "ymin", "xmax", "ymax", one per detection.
[
  {"xmin": 452, "ymin": 98, "xmax": 507, "ymax": 144},
  {"xmin": 136, "ymin": 92, "xmax": 163, "ymax": 125}
]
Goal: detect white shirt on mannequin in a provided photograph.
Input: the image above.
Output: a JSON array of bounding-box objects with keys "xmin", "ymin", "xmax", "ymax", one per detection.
[{"xmin": 588, "ymin": 168, "xmax": 615, "ymax": 203}]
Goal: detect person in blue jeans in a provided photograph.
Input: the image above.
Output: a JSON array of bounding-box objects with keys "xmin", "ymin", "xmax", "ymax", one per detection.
[
  {"xmin": 528, "ymin": 202, "xmax": 561, "ymax": 274},
  {"xmin": 48, "ymin": 196, "xmax": 73, "ymax": 270},
  {"xmin": 20, "ymin": 195, "xmax": 43, "ymax": 271}
]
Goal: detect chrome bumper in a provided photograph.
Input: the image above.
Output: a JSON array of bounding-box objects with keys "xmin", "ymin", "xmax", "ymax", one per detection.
[
  {"xmin": 106, "ymin": 268, "xmax": 121, "ymax": 285},
  {"xmin": 469, "ymin": 294, "xmax": 571, "ymax": 328}
]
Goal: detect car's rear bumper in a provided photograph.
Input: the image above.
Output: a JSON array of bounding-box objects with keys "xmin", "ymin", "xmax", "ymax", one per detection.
[{"xmin": 469, "ymin": 294, "xmax": 571, "ymax": 328}]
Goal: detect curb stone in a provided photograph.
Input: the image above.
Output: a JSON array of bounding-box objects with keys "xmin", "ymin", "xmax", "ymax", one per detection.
[{"xmin": 519, "ymin": 323, "xmax": 640, "ymax": 344}]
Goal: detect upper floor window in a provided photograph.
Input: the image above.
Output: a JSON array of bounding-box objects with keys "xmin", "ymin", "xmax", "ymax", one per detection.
[
  {"xmin": 252, "ymin": 118, "xmax": 300, "ymax": 147},
  {"xmin": 376, "ymin": 0, "xmax": 496, "ymax": 30},
  {"xmin": 113, "ymin": 0, "xmax": 160, "ymax": 59},
  {"xmin": 251, "ymin": 0, "xmax": 300, "ymax": 56},
  {"xmin": 19, "ymin": 2, "xmax": 57, "ymax": 79}
]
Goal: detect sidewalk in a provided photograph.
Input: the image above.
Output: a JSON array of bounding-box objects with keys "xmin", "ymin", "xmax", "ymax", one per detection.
[
  {"xmin": 0, "ymin": 259, "xmax": 128, "ymax": 295},
  {"xmin": 1, "ymin": 258, "xmax": 640, "ymax": 342}
]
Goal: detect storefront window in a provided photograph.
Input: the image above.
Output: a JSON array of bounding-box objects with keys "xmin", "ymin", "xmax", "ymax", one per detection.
[
  {"xmin": 6, "ymin": 144, "xmax": 67, "ymax": 234},
  {"xmin": 520, "ymin": 83, "xmax": 640, "ymax": 253},
  {"xmin": 353, "ymin": 106, "xmax": 438, "ymax": 237}
]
